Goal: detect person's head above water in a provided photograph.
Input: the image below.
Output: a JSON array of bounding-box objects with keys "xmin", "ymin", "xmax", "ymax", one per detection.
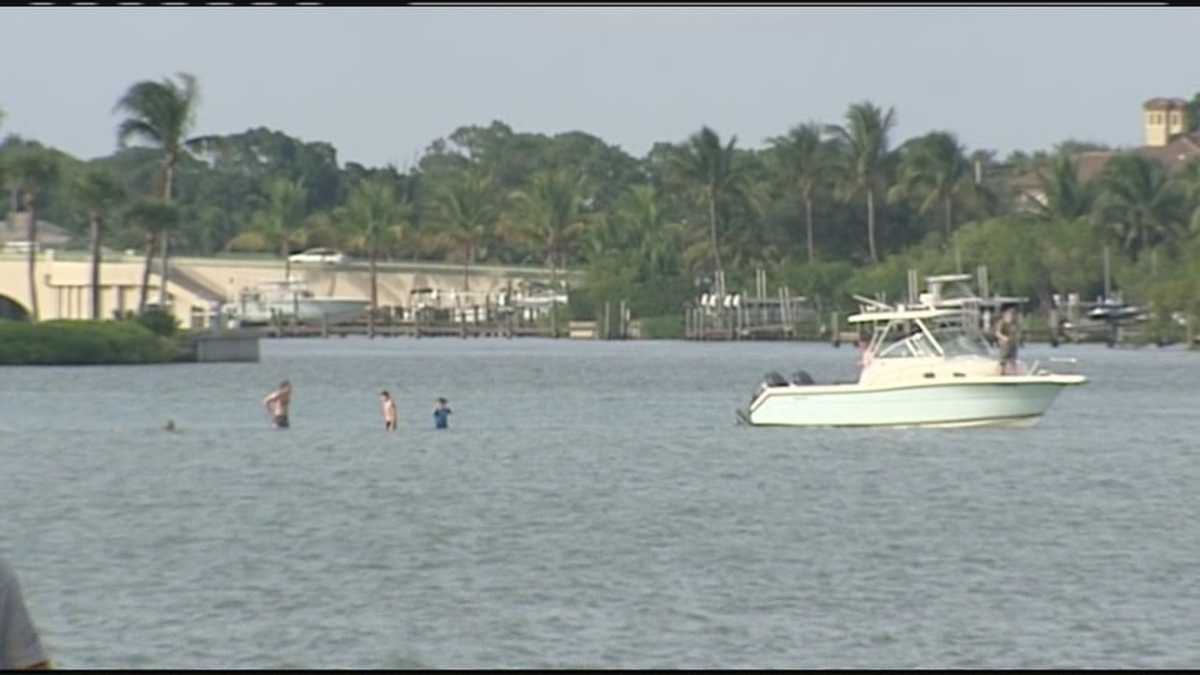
[{"xmin": 381, "ymin": 390, "xmax": 390, "ymax": 399}]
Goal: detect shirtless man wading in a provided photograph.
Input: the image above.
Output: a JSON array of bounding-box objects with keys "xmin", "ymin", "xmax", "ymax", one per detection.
[{"xmin": 263, "ymin": 380, "xmax": 292, "ymax": 429}]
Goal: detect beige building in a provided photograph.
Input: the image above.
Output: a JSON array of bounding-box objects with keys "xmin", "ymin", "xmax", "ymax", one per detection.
[
  {"xmin": 0, "ymin": 252, "xmax": 573, "ymax": 326},
  {"xmin": 1143, "ymin": 97, "xmax": 1188, "ymax": 147}
]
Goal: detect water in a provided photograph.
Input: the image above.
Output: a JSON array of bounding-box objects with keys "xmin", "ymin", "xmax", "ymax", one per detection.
[{"xmin": 2, "ymin": 338, "xmax": 1198, "ymax": 668}]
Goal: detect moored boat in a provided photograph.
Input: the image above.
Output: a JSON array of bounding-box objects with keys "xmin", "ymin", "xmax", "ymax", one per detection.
[{"xmin": 229, "ymin": 279, "xmax": 369, "ymax": 326}]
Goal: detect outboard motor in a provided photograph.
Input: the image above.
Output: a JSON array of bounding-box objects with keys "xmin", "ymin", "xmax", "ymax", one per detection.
[
  {"xmin": 790, "ymin": 369, "xmax": 815, "ymax": 385},
  {"xmin": 752, "ymin": 371, "xmax": 789, "ymax": 404},
  {"xmin": 763, "ymin": 371, "xmax": 789, "ymax": 387}
]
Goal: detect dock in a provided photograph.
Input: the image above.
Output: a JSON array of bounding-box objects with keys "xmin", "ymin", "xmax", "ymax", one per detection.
[
  {"xmin": 683, "ymin": 269, "xmax": 828, "ymax": 342},
  {"xmin": 260, "ymin": 308, "xmax": 560, "ymax": 339},
  {"xmin": 265, "ymin": 322, "xmax": 556, "ymax": 339}
]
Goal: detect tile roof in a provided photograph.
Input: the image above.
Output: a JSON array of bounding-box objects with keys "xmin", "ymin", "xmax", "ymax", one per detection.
[
  {"xmin": 1007, "ymin": 133, "xmax": 1200, "ymax": 193},
  {"xmin": 0, "ymin": 213, "xmax": 73, "ymax": 244},
  {"xmin": 1143, "ymin": 97, "xmax": 1189, "ymax": 110}
]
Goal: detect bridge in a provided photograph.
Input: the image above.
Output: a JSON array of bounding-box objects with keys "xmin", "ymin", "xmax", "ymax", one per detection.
[{"xmin": 0, "ymin": 251, "xmax": 581, "ymax": 328}]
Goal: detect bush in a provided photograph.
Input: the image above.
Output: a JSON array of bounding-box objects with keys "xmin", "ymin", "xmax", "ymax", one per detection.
[
  {"xmin": 136, "ymin": 307, "xmax": 180, "ymax": 337},
  {"xmin": 0, "ymin": 320, "xmax": 184, "ymax": 365},
  {"xmin": 575, "ymin": 252, "xmax": 695, "ymax": 321},
  {"xmin": 638, "ymin": 314, "xmax": 684, "ymax": 339}
]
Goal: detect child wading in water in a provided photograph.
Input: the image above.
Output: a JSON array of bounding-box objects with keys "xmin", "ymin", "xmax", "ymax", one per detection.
[
  {"xmin": 433, "ymin": 398, "xmax": 451, "ymax": 429},
  {"xmin": 380, "ymin": 391, "xmax": 397, "ymax": 431}
]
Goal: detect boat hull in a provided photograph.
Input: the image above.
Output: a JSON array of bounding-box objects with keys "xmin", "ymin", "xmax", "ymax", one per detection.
[
  {"xmin": 237, "ymin": 299, "xmax": 369, "ymax": 325},
  {"xmin": 741, "ymin": 376, "xmax": 1084, "ymax": 428}
]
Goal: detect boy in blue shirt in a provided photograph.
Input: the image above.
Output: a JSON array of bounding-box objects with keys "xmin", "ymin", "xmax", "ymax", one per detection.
[{"xmin": 433, "ymin": 398, "xmax": 451, "ymax": 429}]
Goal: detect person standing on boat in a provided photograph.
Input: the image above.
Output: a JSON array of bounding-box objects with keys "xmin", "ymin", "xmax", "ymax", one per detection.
[
  {"xmin": 994, "ymin": 306, "xmax": 1020, "ymax": 375},
  {"xmin": 380, "ymin": 391, "xmax": 397, "ymax": 431},
  {"xmin": 263, "ymin": 380, "xmax": 292, "ymax": 429},
  {"xmin": 433, "ymin": 398, "xmax": 451, "ymax": 430},
  {"xmin": 0, "ymin": 557, "xmax": 50, "ymax": 670}
]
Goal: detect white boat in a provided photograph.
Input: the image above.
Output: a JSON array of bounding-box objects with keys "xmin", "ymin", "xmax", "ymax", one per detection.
[
  {"xmin": 737, "ymin": 275, "xmax": 1087, "ymax": 428},
  {"xmin": 230, "ymin": 279, "xmax": 369, "ymax": 325},
  {"xmin": 1084, "ymin": 297, "xmax": 1147, "ymax": 322}
]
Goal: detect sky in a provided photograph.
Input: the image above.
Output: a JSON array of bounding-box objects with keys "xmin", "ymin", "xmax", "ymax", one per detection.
[{"xmin": 1, "ymin": 6, "xmax": 1197, "ymax": 169}]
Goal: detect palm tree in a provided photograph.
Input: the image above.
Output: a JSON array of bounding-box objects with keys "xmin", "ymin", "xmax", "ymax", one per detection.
[
  {"xmin": 1094, "ymin": 153, "xmax": 1185, "ymax": 261},
  {"xmin": 124, "ymin": 198, "xmax": 180, "ymax": 313},
  {"xmin": 767, "ymin": 122, "xmax": 836, "ymax": 262},
  {"xmin": 1174, "ymin": 158, "xmax": 1200, "ymax": 233},
  {"xmin": 5, "ymin": 147, "xmax": 60, "ymax": 322},
  {"xmin": 75, "ymin": 169, "xmax": 128, "ymax": 319},
  {"xmin": 252, "ymin": 176, "xmax": 308, "ymax": 281},
  {"xmin": 828, "ymin": 101, "xmax": 898, "ymax": 263},
  {"xmin": 670, "ymin": 127, "xmax": 743, "ymax": 291},
  {"xmin": 611, "ymin": 184, "xmax": 683, "ymax": 278},
  {"xmin": 114, "ymin": 72, "xmax": 202, "ymax": 310},
  {"xmin": 507, "ymin": 169, "xmax": 590, "ymax": 282},
  {"xmin": 434, "ymin": 169, "xmax": 499, "ymax": 291},
  {"xmin": 890, "ymin": 131, "xmax": 990, "ymax": 239},
  {"xmin": 342, "ymin": 176, "xmax": 409, "ymax": 338},
  {"xmin": 507, "ymin": 169, "xmax": 591, "ymax": 336},
  {"xmin": 1033, "ymin": 151, "xmax": 1095, "ymax": 222}
]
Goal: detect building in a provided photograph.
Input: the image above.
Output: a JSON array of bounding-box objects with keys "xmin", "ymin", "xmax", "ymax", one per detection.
[
  {"xmin": 0, "ymin": 211, "xmax": 74, "ymax": 251},
  {"xmin": 1012, "ymin": 96, "xmax": 1200, "ymax": 212},
  {"xmin": 1143, "ymin": 97, "xmax": 1188, "ymax": 147}
]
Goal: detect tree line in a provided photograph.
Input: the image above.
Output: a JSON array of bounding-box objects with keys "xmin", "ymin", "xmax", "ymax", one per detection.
[{"xmin": 3, "ymin": 74, "xmax": 1200, "ymax": 330}]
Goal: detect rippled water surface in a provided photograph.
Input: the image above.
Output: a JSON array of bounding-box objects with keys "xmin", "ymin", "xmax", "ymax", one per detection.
[{"xmin": 3, "ymin": 338, "xmax": 1198, "ymax": 668}]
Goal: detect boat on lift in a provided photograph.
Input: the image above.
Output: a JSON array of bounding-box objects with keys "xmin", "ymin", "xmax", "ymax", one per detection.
[{"xmin": 229, "ymin": 279, "xmax": 369, "ymax": 326}]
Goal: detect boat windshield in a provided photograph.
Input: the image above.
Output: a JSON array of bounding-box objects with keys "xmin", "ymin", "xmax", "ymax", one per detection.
[
  {"xmin": 933, "ymin": 327, "xmax": 993, "ymax": 358},
  {"xmin": 876, "ymin": 326, "xmax": 938, "ymax": 359},
  {"xmin": 872, "ymin": 319, "xmax": 992, "ymax": 359}
]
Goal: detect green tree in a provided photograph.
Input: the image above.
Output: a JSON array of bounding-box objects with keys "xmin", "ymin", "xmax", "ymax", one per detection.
[
  {"xmin": 1174, "ymin": 159, "xmax": 1200, "ymax": 232},
  {"xmin": 612, "ymin": 184, "xmax": 683, "ymax": 278},
  {"xmin": 767, "ymin": 122, "xmax": 836, "ymax": 262},
  {"xmin": 1094, "ymin": 153, "xmax": 1185, "ymax": 262},
  {"xmin": 1186, "ymin": 93, "xmax": 1200, "ymax": 134},
  {"xmin": 251, "ymin": 176, "xmax": 308, "ymax": 280},
  {"xmin": 300, "ymin": 211, "xmax": 343, "ymax": 251},
  {"xmin": 124, "ymin": 198, "xmax": 180, "ymax": 313},
  {"xmin": 4, "ymin": 147, "xmax": 60, "ymax": 321},
  {"xmin": 75, "ymin": 169, "xmax": 128, "ymax": 319},
  {"xmin": 829, "ymin": 101, "xmax": 898, "ymax": 264},
  {"xmin": 507, "ymin": 168, "xmax": 590, "ymax": 282},
  {"xmin": 1054, "ymin": 139, "xmax": 1112, "ymax": 155},
  {"xmin": 342, "ymin": 176, "xmax": 409, "ymax": 337},
  {"xmin": 890, "ymin": 131, "xmax": 990, "ymax": 240},
  {"xmin": 433, "ymin": 168, "xmax": 499, "ymax": 291},
  {"xmin": 1033, "ymin": 151, "xmax": 1095, "ymax": 221},
  {"xmin": 199, "ymin": 127, "xmax": 342, "ymax": 212},
  {"xmin": 114, "ymin": 72, "xmax": 202, "ymax": 308},
  {"xmin": 670, "ymin": 127, "xmax": 743, "ymax": 291}
]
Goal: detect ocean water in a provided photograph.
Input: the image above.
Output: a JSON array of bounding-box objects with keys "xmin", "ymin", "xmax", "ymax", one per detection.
[{"xmin": 2, "ymin": 338, "xmax": 1198, "ymax": 668}]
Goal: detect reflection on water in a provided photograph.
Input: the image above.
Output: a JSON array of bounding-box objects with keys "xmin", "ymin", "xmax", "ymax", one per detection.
[{"xmin": 2, "ymin": 339, "xmax": 1198, "ymax": 668}]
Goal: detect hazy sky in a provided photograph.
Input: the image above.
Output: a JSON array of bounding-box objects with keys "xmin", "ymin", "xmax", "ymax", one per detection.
[{"xmin": 2, "ymin": 7, "xmax": 1196, "ymax": 168}]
